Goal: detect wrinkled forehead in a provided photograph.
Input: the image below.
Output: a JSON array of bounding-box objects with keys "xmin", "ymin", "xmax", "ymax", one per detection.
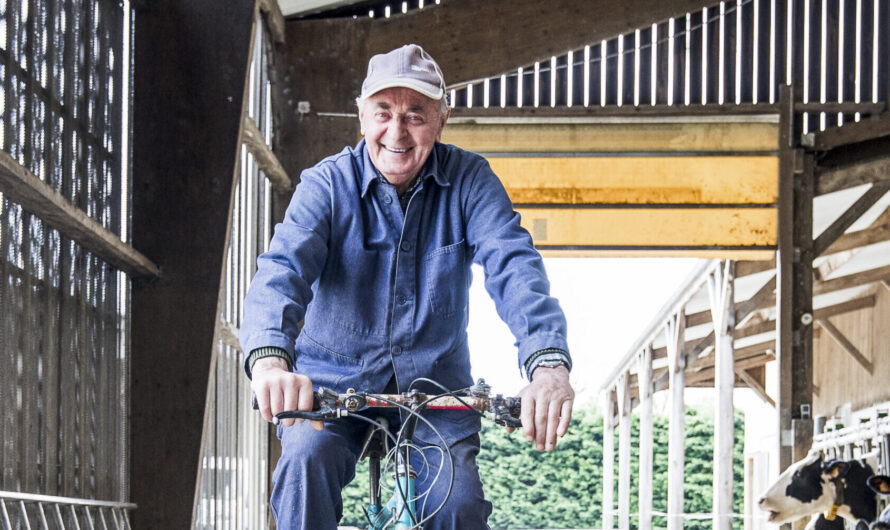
[{"xmin": 363, "ymin": 87, "xmax": 441, "ymax": 113}]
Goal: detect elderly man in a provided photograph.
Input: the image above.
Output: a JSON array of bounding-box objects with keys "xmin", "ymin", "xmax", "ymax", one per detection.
[{"xmin": 241, "ymin": 44, "xmax": 574, "ymax": 529}]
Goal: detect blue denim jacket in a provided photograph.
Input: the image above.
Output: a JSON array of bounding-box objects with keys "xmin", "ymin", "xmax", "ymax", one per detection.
[{"xmin": 240, "ymin": 140, "xmax": 569, "ymax": 443}]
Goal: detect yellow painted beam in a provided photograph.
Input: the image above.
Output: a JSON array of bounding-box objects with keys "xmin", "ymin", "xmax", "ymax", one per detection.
[
  {"xmin": 538, "ymin": 249, "xmax": 777, "ymax": 260},
  {"xmin": 491, "ymin": 156, "xmax": 778, "ymax": 204},
  {"xmin": 518, "ymin": 207, "xmax": 777, "ymax": 247},
  {"xmin": 443, "ymin": 122, "xmax": 779, "ymax": 153}
]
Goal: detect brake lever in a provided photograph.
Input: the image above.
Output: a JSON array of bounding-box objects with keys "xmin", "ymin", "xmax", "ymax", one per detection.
[{"xmin": 251, "ymin": 387, "xmax": 342, "ymax": 424}]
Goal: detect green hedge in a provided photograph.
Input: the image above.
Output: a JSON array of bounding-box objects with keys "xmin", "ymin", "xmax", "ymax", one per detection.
[{"xmin": 340, "ymin": 407, "xmax": 745, "ymax": 529}]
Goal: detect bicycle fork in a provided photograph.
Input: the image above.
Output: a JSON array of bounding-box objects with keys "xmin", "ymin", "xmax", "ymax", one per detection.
[{"xmin": 365, "ymin": 454, "xmax": 418, "ymax": 530}]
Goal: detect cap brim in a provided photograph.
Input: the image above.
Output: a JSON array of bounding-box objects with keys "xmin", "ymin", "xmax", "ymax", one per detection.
[{"xmin": 362, "ymin": 79, "xmax": 444, "ymax": 101}]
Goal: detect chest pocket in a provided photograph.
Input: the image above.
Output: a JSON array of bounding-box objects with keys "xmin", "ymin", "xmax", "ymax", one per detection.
[{"xmin": 425, "ymin": 239, "xmax": 468, "ymax": 318}]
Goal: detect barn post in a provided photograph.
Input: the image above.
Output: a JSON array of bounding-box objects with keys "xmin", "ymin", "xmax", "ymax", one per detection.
[
  {"xmin": 638, "ymin": 346, "xmax": 654, "ymax": 530},
  {"xmin": 666, "ymin": 309, "xmax": 687, "ymax": 530},
  {"xmin": 709, "ymin": 260, "xmax": 736, "ymax": 530},
  {"xmin": 777, "ymin": 85, "xmax": 815, "ymax": 479},
  {"xmin": 603, "ymin": 389, "xmax": 617, "ymax": 530},
  {"xmin": 618, "ymin": 371, "xmax": 632, "ymax": 530}
]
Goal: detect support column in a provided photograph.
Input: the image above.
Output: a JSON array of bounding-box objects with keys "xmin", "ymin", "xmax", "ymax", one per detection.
[
  {"xmin": 638, "ymin": 346, "xmax": 654, "ymax": 530},
  {"xmin": 603, "ymin": 390, "xmax": 616, "ymax": 530},
  {"xmin": 666, "ymin": 310, "xmax": 687, "ymax": 530},
  {"xmin": 618, "ymin": 372, "xmax": 632, "ymax": 530},
  {"xmin": 709, "ymin": 261, "xmax": 736, "ymax": 530},
  {"xmin": 777, "ymin": 85, "xmax": 814, "ymax": 475}
]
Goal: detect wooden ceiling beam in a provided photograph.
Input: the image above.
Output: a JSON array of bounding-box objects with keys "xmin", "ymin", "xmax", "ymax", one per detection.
[
  {"xmin": 809, "ymin": 112, "xmax": 890, "ymax": 151},
  {"xmin": 364, "ymin": 0, "xmax": 724, "ymax": 87}
]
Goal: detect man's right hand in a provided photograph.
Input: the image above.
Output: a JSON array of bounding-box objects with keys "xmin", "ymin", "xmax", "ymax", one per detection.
[{"xmin": 250, "ymin": 357, "xmax": 323, "ymax": 430}]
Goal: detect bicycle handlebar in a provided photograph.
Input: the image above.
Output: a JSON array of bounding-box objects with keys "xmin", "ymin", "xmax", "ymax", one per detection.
[{"xmin": 251, "ymin": 379, "xmax": 522, "ymax": 428}]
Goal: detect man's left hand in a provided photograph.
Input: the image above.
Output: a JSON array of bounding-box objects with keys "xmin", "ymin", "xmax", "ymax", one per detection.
[{"xmin": 513, "ymin": 365, "xmax": 574, "ymax": 451}]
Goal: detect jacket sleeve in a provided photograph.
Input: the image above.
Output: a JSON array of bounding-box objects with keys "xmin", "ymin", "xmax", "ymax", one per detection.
[
  {"xmin": 462, "ymin": 157, "xmax": 571, "ymax": 375},
  {"xmin": 238, "ymin": 167, "xmax": 332, "ymax": 374}
]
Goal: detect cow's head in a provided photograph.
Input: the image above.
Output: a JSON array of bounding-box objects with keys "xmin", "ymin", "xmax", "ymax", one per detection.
[
  {"xmin": 758, "ymin": 451, "xmax": 876, "ymax": 524},
  {"xmin": 868, "ymin": 476, "xmax": 890, "ymax": 530}
]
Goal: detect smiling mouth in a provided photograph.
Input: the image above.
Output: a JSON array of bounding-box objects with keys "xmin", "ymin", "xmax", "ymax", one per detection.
[{"xmin": 383, "ymin": 145, "xmax": 412, "ymax": 154}]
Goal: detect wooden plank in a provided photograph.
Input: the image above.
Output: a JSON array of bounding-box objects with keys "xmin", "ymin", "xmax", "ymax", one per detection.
[
  {"xmin": 815, "ymin": 318, "xmax": 873, "ymax": 374},
  {"xmin": 0, "ymin": 150, "xmax": 160, "ymax": 279},
  {"xmin": 811, "ymin": 113, "xmax": 890, "ymax": 150},
  {"xmin": 816, "ymin": 155, "xmax": 890, "ymax": 195},
  {"xmin": 362, "ymin": 0, "xmax": 724, "ymax": 87},
  {"xmin": 538, "ymin": 248, "xmax": 776, "ymax": 259},
  {"xmin": 257, "ymin": 0, "xmax": 285, "ymax": 44},
  {"xmin": 813, "ymin": 181, "xmax": 890, "ymax": 256},
  {"xmin": 518, "ymin": 207, "xmax": 777, "ymax": 247},
  {"xmin": 442, "ymin": 121, "xmax": 780, "ymax": 153},
  {"xmin": 484, "ymin": 156, "xmax": 778, "ymax": 205},
  {"xmin": 815, "ymin": 248, "xmax": 861, "ymax": 281},
  {"xmin": 822, "ymin": 206, "xmax": 890, "ymax": 255},
  {"xmin": 687, "ymin": 353, "xmax": 776, "ymax": 385},
  {"xmin": 241, "ymin": 115, "xmax": 292, "ymax": 190},
  {"xmin": 736, "ymin": 367, "xmax": 776, "ymax": 407}
]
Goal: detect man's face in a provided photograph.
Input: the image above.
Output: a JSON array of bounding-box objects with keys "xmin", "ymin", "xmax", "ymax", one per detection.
[{"xmin": 359, "ymin": 87, "xmax": 448, "ymax": 193}]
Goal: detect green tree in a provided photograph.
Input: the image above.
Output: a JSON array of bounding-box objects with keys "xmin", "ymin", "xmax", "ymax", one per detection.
[{"xmin": 339, "ymin": 406, "xmax": 746, "ymax": 529}]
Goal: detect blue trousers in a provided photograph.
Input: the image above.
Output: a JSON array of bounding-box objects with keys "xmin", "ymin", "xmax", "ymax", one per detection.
[{"xmin": 271, "ymin": 414, "xmax": 493, "ymax": 529}]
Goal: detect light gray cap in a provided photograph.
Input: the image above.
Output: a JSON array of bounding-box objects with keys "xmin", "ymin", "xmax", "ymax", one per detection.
[{"xmin": 360, "ymin": 44, "xmax": 446, "ymax": 101}]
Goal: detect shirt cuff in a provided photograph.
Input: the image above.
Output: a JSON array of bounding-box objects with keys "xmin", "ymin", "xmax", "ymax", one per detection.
[
  {"xmin": 523, "ymin": 348, "xmax": 572, "ymax": 380},
  {"xmin": 245, "ymin": 346, "xmax": 293, "ymax": 379}
]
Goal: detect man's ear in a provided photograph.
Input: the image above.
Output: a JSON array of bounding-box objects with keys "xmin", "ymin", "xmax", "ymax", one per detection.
[{"xmin": 436, "ymin": 108, "xmax": 451, "ymax": 141}]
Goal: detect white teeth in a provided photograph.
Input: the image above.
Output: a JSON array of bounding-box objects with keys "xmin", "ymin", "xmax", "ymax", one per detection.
[{"xmin": 384, "ymin": 146, "xmax": 409, "ymax": 153}]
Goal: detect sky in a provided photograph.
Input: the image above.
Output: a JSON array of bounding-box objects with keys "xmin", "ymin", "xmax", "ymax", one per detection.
[{"xmin": 466, "ymin": 256, "xmax": 701, "ymax": 405}]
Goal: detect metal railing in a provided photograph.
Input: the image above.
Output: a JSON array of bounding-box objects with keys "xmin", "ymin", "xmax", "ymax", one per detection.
[{"xmin": 0, "ymin": 491, "xmax": 135, "ymax": 530}]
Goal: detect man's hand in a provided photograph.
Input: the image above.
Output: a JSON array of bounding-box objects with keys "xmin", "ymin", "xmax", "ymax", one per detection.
[
  {"xmin": 250, "ymin": 357, "xmax": 323, "ymax": 430},
  {"xmin": 514, "ymin": 366, "xmax": 574, "ymax": 451}
]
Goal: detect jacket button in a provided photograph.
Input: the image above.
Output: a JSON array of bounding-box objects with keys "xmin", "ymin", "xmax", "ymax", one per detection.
[
  {"xmin": 383, "ymin": 195, "xmax": 393, "ymax": 204},
  {"xmin": 391, "ymin": 345, "xmax": 403, "ymax": 356},
  {"xmin": 400, "ymin": 241, "xmax": 412, "ymax": 252},
  {"xmin": 396, "ymin": 295, "xmax": 407, "ymax": 304}
]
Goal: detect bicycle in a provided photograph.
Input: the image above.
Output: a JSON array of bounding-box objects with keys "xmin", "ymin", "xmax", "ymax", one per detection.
[{"xmin": 255, "ymin": 378, "xmax": 521, "ymax": 530}]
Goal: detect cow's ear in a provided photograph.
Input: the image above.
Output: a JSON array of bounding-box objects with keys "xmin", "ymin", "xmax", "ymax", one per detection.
[
  {"xmin": 824, "ymin": 461, "xmax": 850, "ymax": 479},
  {"xmin": 868, "ymin": 475, "xmax": 890, "ymax": 495}
]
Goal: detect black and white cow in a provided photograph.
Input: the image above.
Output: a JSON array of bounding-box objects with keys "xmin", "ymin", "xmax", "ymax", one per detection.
[
  {"xmin": 758, "ymin": 450, "xmax": 877, "ymax": 525},
  {"xmin": 867, "ymin": 475, "xmax": 890, "ymax": 530}
]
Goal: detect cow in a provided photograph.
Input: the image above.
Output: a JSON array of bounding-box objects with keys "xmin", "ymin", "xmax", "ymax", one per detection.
[
  {"xmin": 867, "ymin": 475, "xmax": 890, "ymax": 530},
  {"xmin": 758, "ymin": 450, "xmax": 877, "ymax": 526}
]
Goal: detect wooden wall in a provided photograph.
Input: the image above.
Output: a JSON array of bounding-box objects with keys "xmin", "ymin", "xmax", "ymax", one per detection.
[{"xmin": 813, "ymin": 283, "xmax": 890, "ymax": 417}]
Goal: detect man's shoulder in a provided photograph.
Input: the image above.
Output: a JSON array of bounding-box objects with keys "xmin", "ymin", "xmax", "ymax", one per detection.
[{"xmin": 313, "ymin": 143, "xmax": 363, "ymax": 172}]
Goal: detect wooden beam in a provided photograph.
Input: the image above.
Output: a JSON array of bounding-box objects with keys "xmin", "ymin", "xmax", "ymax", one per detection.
[
  {"xmin": 442, "ymin": 121, "xmax": 780, "ymax": 153},
  {"xmin": 241, "ymin": 115, "xmax": 293, "ymax": 190},
  {"xmin": 617, "ymin": 372, "xmax": 632, "ymax": 530},
  {"xmin": 882, "ymin": 279, "xmax": 890, "ymax": 292},
  {"xmin": 810, "ymin": 112, "xmax": 890, "ymax": 151},
  {"xmin": 709, "ymin": 262, "xmax": 736, "ymax": 530},
  {"xmin": 449, "ymin": 105, "xmax": 782, "ymax": 119},
  {"xmin": 813, "ymin": 181, "xmax": 890, "ymax": 256},
  {"xmin": 364, "ymin": 0, "xmax": 725, "ymax": 87},
  {"xmin": 0, "ymin": 150, "xmax": 160, "ymax": 279},
  {"xmin": 737, "ymin": 259, "xmax": 776, "ymax": 277},
  {"xmin": 257, "ymin": 0, "xmax": 285, "ymax": 44},
  {"xmin": 815, "ymin": 318, "xmax": 874, "ymax": 374},
  {"xmin": 488, "ymin": 156, "xmax": 778, "ymax": 205},
  {"xmin": 666, "ymin": 310, "xmax": 686, "ymax": 530},
  {"xmin": 815, "ymin": 248, "xmax": 861, "ymax": 280},
  {"xmin": 518, "ymin": 207, "xmax": 777, "ymax": 247},
  {"xmin": 217, "ymin": 319, "xmax": 242, "ymax": 352},
  {"xmin": 816, "ymin": 155, "xmax": 890, "ymax": 195},
  {"xmin": 822, "ymin": 208, "xmax": 890, "ymax": 255},
  {"xmin": 637, "ymin": 347, "xmax": 654, "ymax": 530},
  {"xmin": 736, "ymin": 367, "xmax": 776, "ymax": 407},
  {"xmin": 687, "ymin": 353, "xmax": 775, "ymax": 385}
]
